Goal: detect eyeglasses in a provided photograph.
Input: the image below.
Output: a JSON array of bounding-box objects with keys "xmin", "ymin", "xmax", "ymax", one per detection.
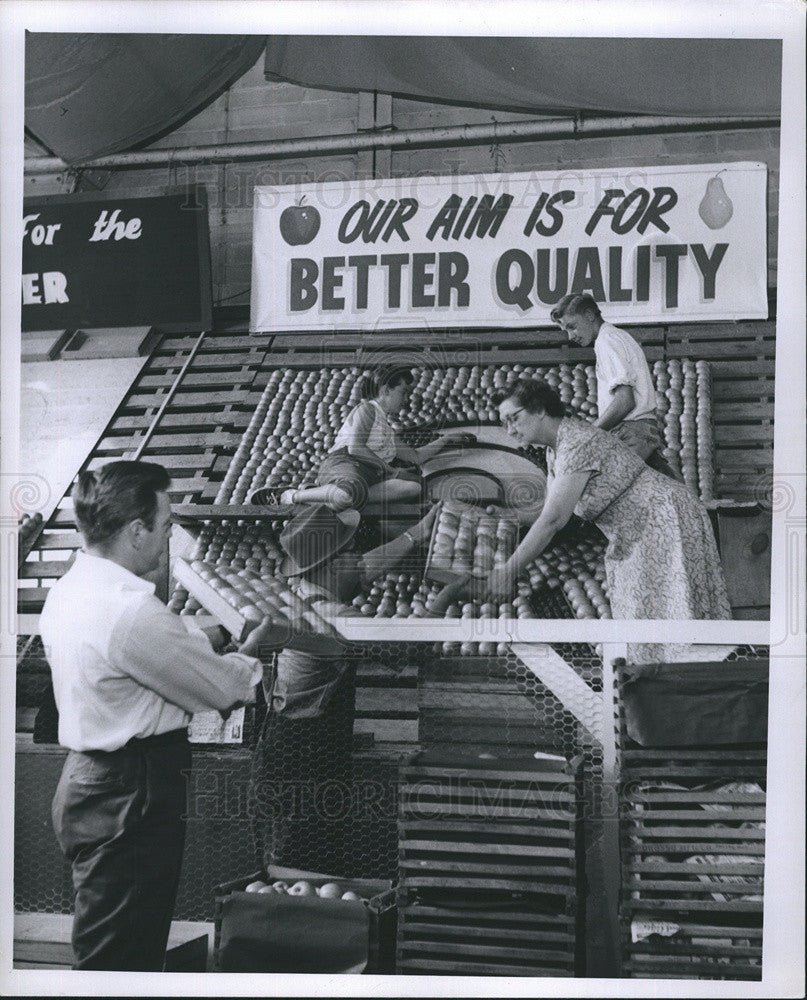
[{"xmin": 502, "ymin": 407, "xmax": 525, "ymax": 429}]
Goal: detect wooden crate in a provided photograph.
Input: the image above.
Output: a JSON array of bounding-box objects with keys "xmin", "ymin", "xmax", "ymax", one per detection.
[
  {"xmin": 619, "ymin": 746, "xmax": 766, "ymax": 980},
  {"xmin": 396, "ymin": 751, "xmax": 584, "ymax": 976},
  {"xmin": 398, "ymin": 753, "xmax": 582, "ymax": 895}
]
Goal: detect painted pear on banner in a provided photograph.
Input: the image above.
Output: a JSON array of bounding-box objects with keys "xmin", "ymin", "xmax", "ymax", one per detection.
[{"xmin": 699, "ymin": 173, "xmax": 734, "ymax": 229}]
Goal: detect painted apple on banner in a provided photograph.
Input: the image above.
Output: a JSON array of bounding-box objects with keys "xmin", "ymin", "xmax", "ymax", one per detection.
[{"xmin": 279, "ymin": 198, "xmax": 321, "ymax": 246}]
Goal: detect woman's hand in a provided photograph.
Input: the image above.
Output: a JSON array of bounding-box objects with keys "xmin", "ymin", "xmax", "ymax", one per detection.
[
  {"xmin": 408, "ymin": 504, "xmax": 439, "ymax": 545},
  {"xmin": 427, "ymin": 573, "xmax": 473, "ymax": 616},
  {"xmin": 485, "ymin": 564, "xmax": 517, "ymax": 603},
  {"xmin": 436, "ymin": 431, "xmax": 474, "ymax": 450}
]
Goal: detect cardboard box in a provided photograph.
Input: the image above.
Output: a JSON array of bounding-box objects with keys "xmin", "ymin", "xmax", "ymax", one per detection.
[{"xmin": 213, "ymin": 866, "xmax": 396, "ymax": 973}]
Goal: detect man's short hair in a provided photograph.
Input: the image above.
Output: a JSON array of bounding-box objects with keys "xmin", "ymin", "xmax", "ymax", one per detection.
[
  {"xmin": 72, "ymin": 461, "xmax": 171, "ymax": 545},
  {"xmin": 550, "ymin": 293, "xmax": 603, "ymax": 325}
]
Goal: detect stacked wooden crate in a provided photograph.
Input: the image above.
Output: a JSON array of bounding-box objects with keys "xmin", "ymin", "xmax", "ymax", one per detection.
[
  {"xmin": 396, "ymin": 752, "xmax": 584, "ymax": 977},
  {"xmin": 619, "ymin": 747, "xmax": 766, "ymax": 980}
]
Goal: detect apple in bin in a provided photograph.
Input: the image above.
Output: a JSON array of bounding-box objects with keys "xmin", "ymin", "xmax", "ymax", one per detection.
[
  {"xmin": 288, "ymin": 880, "xmax": 317, "ymax": 896},
  {"xmin": 280, "ymin": 198, "xmax": 321, "ymax": 245},
  {"xmin": 317, "ymin": 882, "xmax": 343, "ymax": 899}
]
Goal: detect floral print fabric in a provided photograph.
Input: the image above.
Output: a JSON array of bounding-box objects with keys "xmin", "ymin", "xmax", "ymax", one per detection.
[{"xmin": 549, "ymin": 418, "xmax": 731, "ymax": 661}]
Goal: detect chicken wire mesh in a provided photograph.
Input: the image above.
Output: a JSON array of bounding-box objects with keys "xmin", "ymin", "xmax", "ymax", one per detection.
[{"xmin": 15, "ymin": 639, "xmax": 604, "ymax": 924}]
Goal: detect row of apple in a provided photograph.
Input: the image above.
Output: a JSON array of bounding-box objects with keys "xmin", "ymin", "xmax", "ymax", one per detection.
[
  {"xmin": 180, "ymin": 558, "xmax": 343, "ymax": 639},
  {"xmin": 244, "ymin": 878, "xmax": 365, "ymax": 901},
  {"xmin": 427, "ymin": 502, "xmax": 519, "ymax": 580},
  {"xmin": 169, "ymin": 516, "xmax": 614, "ymax": 624},
  {"xmin": 213, "ymin": 361, "xmax": 714, "ymax": 505}
]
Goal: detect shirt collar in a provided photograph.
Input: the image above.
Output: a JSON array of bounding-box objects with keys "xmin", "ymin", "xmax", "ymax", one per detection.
[{"xmin": 73, "ymin": 549, "xmax": 156, "ymax": 594}]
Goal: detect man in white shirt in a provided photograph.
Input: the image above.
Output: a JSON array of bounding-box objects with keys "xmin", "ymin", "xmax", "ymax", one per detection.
[
  {"xmin": 550, "ymin": 293, "xmax": 680, "ymax": 479},
  {"xmin": 40, "ymin": 460, "xmax": 273, "ymax": 970}
]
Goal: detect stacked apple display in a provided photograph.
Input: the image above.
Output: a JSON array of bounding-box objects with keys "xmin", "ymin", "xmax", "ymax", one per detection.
[
  {"xmin": 522, "ymin": 531, "xmax": 612, "ymax": 620},
  {"xmin": 427, "ymin": 501, "xmax": 519, "ymax": 581},
  {"xmin": 173, "ymin": 359, "xmax": 712, "ymax": 630},
  {"xmin": 168, "ymin": 520, "xmax": 285, "ymax": 615},
  {"xmin": 181, "ymin": 558, "xmax": 342, "ymax": 640},
  {"xmin": 214, "ymin": 361, "xmax": 714, "ymax": 505}
]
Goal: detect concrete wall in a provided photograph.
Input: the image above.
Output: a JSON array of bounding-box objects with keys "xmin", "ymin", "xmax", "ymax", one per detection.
[{"xmin": 25, "ymin": 56, "xmax": 780, "ymax": 311}]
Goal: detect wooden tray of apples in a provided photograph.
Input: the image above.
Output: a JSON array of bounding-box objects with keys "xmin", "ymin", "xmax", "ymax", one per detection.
[
  {"xmin": 425, "ymin": 499, "xmax": 520, "ymax": 585},
  {"xmin": 173, "ymin": 558, "xmax": 348, "ymax": 655}
]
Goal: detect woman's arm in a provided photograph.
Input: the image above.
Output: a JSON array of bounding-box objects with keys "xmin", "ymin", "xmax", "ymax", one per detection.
[
  {"xmin": 396, "ymin": 432, "xmax": 472, "ymax": 466},
  {"xmin": 485, "ymin": 471, "xmax": 590, "ymax": 601},
  {"xmin": 357, "ymin": 506, "xmax": 438, "ymax": 585}
]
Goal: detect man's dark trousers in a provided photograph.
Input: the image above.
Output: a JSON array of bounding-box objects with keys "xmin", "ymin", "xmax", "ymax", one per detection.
[{"xmin": 52, "ymin": 730, "xmax": 191, "ymax": 970}]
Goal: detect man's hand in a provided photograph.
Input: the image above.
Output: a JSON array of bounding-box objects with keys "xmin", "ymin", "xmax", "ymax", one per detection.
[{"xmin": 238, "ymin": 617, "xmax": 285, "ymax": 660}]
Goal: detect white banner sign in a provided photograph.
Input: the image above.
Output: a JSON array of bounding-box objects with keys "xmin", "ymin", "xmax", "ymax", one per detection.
[{"xmin": 250, "ymin": 162, "xmax": 768, "ymax": 331}]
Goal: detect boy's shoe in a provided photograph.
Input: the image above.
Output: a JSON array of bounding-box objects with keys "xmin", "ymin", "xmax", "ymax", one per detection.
[{"xmin": 247, "ymin": 485, "xmax": 297, "ymax": 508}]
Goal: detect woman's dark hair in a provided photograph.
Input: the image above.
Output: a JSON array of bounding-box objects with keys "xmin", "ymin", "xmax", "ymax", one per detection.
[
  {"xmin": 491, "ymin": 378, "xmax": 566, "ymax": 418},
  {"xmin": 357, "ymin": 364, "xmax": 414, "ymax": 400},
  {"xmin": 550, "ymin": 292, "xmax": 603, "ymax": 325},
  {"xmin": 72, "ymin": 461, "xmax": 171, "ymax": 545}
]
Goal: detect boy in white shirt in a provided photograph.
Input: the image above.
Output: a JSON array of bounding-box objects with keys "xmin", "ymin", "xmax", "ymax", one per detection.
[{"xmin": 550, "ymin": 293, "xmax": 680, "ymax": 479}]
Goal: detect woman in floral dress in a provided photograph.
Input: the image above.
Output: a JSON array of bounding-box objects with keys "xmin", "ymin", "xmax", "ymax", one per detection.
[{"xmin": 486, "ymin": 379, "xmax": 731, "ymax": 632}]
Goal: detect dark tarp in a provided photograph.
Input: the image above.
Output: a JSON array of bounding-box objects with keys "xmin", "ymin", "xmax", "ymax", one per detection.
[
  {"xmin": 264, "ymin": 36, "xmax": 782, "ymax": 118},
  {"xmin": 25, "ymin": 33, "xmax": 266, "ymax": 164}
]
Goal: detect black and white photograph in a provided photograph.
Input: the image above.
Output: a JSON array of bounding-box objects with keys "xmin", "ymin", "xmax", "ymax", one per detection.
[{"xmin": 1, "ymin": 2, "xmax": 804, "ymax": 996}]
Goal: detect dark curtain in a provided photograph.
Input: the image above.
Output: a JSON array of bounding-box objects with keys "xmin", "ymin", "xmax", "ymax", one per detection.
[
  {"xmin": 25, "ymin": 33, "xmax": 267, "ymax": 163},
  {"xmin": 264, "ymin": 36, "xmax": 781, "ymax": 118}
]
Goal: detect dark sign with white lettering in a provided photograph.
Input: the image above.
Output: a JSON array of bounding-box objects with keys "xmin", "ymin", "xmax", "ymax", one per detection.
[{"xmin": 22, "ymin": 188, "xmax": 212, "ymax": 332}]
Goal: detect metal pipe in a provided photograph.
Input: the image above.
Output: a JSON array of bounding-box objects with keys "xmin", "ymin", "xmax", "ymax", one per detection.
[{"xmin": 24, "ymin": 114, "xmax": 779, "ymax": 175}]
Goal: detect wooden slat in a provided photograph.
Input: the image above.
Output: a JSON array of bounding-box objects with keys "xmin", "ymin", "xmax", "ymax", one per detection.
[
  {"xmin": 110, "ymin": 411, "xmax": 252, "ymax": 430},
  {"xmin": 627, "ymin": 789, "xmax": 766, "ymax": 804},
  {"xmin": 625, "ymin": 841, "xmax": 766, "ymax": 855},
  {"xmin": 123, "ymin": 388, "xmax": 262, "ymax": 409},
  {"xmin": 19, "ymin": 559, "xmax": 74, "ymax": 579},
  {"xmin": 624, "ymin": 807, "xmax": 765, "ymax": 822},
  {"xmin": 96, "ymin": 431, "xmax": 242, "ymax": 451},
  {"xmin": 87, "ymin": 453, "xmax": 216, "ymax": 472},
  {"xmin": 159, "ymin": 334, "xmax": 262, "ymax": 351},
  {"xmin": 399, "ymin": 875, "xmax": 576, "ymax": 894},
  {"xmin": 399, "ymin": 819, "xmax": 572, "ymax": 839},
  {"xmin": 400, "ymin": 761, "xmax": 577, "ymax": 781},
  {"xmin": 628, "ymin": 857, "xmax": 764, "ymax": 874},
  {"xmin": 400, "ymin": 859, "xmax": 575, "ymax": 878},
  {"xmin": 356, "ymin": 688, "xmax": 417, "ymax": 716},
  {"xmin": 399, "ymin": 902, "xmax": 575, "ymax": 926},
  {"xmin": 35, "ymin": 532, "xmax": 83, "ymax": 550},
  {"xmin": 400, "ymin": 920, "xmax": 574, "ymax": 943},
  {"xmin": 625, "ymin": 878, "xmax": 762, "ymax": 896},
  {"xmin": 17, "ymin": 588, "xmax": 49, "ymax": 612},
  {"xmin": 397, "ymin": 938, "xmax": 574, "ymax": 962},
  {"xmin": 396, "ymin": 957, "xmax": 572, "ymax": 976}
]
